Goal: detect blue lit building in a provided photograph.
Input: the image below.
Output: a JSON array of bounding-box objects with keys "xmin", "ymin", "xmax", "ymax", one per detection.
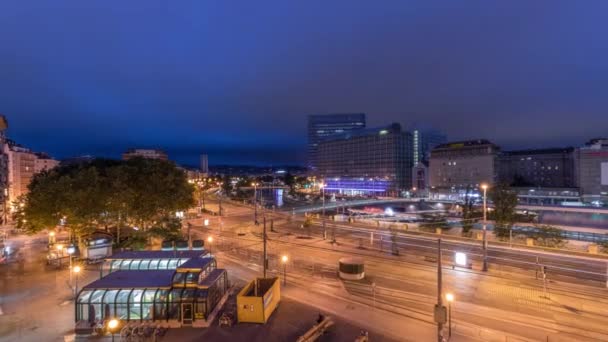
[
  {"xmin": 315, "ymin": 123, "xmax": 412, "ymax": 196},
  {"xmin": 307, "ymin": 113, "xmax": 366, "ymax": 170}
]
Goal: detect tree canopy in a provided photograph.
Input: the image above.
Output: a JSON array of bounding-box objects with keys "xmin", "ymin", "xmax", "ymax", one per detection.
[
  {"xmin": 489, "ymin": 183, "xmax": 518, "ymax": 239},
  {"xmin": 15, "ymin": 157, "xmax": 194, "ymax": 238}
]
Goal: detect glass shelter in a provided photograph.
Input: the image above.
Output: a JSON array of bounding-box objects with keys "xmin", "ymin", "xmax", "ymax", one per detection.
[{"xmin": 76, "ymin": 251, "xmax": 228, "ymax": 331}]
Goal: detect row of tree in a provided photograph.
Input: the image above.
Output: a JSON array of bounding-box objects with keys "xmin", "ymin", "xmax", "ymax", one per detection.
[{"xmin": 14, "ymin": 158, "xmax": 195, "ymax": 242}]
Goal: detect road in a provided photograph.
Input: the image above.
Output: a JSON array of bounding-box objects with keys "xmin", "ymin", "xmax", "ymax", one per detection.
[{"xmin": 193, "ymin": 197, "xmax": 608, "ymax": 341}]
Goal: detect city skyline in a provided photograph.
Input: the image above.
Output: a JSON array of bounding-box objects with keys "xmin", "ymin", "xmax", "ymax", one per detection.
[{"xmin": 2, "ymin": 1, "xmax": 608, "ymax": 165}]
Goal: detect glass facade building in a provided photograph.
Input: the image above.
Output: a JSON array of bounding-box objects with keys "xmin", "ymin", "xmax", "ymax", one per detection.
[
  {"xmin": 307, "ymin": 113, "xmax": 366, "ymax": 170},
  {"xmin": 76, "ymin": 251, "xmax": 228, "ymax": 330},
  {"xmin": 315, "ymin": 123, "xmax": 412, "ymax": 195}
]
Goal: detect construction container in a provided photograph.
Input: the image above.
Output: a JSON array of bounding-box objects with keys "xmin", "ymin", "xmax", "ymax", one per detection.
[{"xmin": 236, "ymin": 277, "xmax": 281, "ymax": 324}]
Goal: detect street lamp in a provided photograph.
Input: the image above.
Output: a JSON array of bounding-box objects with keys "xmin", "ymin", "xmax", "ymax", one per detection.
[
  {"xmin": 107, "ymin": 318, "xmax": 119, "ymax": 342},
  {"xmin": 73, "ymin": 265, "xmax": 81, "ymax": 300},
  {"xmin": 207, "ymin": 236, "xmax": 213, "ymax": 254},
  {"xmin": 446, "ymin": 293, "xmax": 454, "ymax": 337},
  {"xmin": 481, "ymin": 184, "xmax": 488, "ymax": 272},
  {"xmin": 281, "ymin": 255, "xmax": 288, "ymax": 286},
  {"xmin": 251, "ymin": 182, "xmax": 259, "ymax": 225},
  {"xmin": 217, "ymin": 182, "xmax": 223, "ymax": 216},
  {"xmin": 67, "ymin": 245, "xmax": 76, "ymax": 288},
  {"xmin": 319, "ymin": 182, "xmax": 326, "ymax": 240},
  {"xmin": 56, "ymin": 244, "xmax": 64, "ymax": 267}
]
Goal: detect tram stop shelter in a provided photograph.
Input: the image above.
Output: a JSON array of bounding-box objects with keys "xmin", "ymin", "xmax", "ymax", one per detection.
[{"xmin": 76, "ymin": 251, "xmax": 228, "ymax": 333}]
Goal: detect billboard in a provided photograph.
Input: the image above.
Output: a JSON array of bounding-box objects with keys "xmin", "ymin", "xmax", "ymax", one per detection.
[{"xmin": 602, "ymin": 162, "xmax": 608, "ymax": 185}]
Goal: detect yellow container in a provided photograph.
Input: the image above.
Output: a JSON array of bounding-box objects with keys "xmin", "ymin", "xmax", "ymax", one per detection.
[{"xmin": 236, "ymin": 277, "xmax": 281, "ymax": 324}]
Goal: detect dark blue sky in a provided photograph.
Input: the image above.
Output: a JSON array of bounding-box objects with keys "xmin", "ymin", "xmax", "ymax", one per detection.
[{"xmin": 1, "ymin": 1, "xmax": 607, "ymax": 166}]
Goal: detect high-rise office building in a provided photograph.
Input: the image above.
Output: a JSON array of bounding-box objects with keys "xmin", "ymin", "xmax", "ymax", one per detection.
[
  {"xmin": 411, "ymin": 127, "xmax": 447, "ymax": 165},
  {"xmin": 0, "ymin": 115, "xmax": 8, "ymax": 223},
  {"xmin": 200, "ymin": 154, "xmax": 209, "ymax": 176},
  {"xmin": 315, "ymin": 123, "xmax": 412, "ymax": 195},
  {"xmin": 307, "ymin": 113, "xmax": 366, "ymax": 170}
]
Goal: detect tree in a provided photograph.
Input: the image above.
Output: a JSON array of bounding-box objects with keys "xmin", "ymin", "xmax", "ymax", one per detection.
[
  {"xmin": 283, "ymin": 173, "xmax": 296, "ymax": 196},
  {"xmin": 221, "ymin": 175, "xmax": 232, "ymax": 194},
  {"xmin": 533, "ymin": 224, "xmax": 565, "ymax": 248},
  {"xmin": 461, "ymin": 186, "xmax": 478, "ymax": 236},
  {"xmin": 489, "ymin": 183, "xmax": 518, "ymax": 240},
  {"xmin": 17, "ymin": 158, "xmax": 194, "ymax": 242},
  {"xmin": 302, "ymin": 216, "xmax": 313, "ymax": 237}
]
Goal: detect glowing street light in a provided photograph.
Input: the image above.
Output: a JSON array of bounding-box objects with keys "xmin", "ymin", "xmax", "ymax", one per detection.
[
  {"xmin": 281, "ymin": 255, "xmax": 289, "ymax": 286},
  {"xmin": 480, "ymin": 184, "xmax": 488, "ymax": 272},
  {"xmin": 48, "ymin": 231, "xmax": 56, "ymax": 245},
  {"xmin": 67, "ymin": 245, "xmax": 76, "ymax": 287},
  {"xmin": 107, "ymin": 318, "xmax": 119, "ymax": 342},
  {"xmin": 251, "ymin": 182, "xmax": 259, "ymax": 225},
  {"xmin": 445, "ymin": 293, "xmax": 454, "ymax": 337},
  {"xmin": 207, "ymin": 236, "xmax": 214, "ymax": 254},
  {"xmin": 73, "ymin": 265, "xmax": 81, "ymax": 299},
  {"xmin": 319, "ymin": 182, "xmax": 327, "ymax": 240}
]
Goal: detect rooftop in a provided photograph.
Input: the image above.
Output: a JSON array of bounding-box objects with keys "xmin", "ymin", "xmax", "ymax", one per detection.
[
  {"xmin": 84, "ymin": 270, "xmax": 175, "ymax": 289},
  {"xmin": 108, "ymin": 250, "xmax": 206, "ymax": 260},
  {"xmin": 319, "ymin": 123, "xmax": 402, "ymax": 143},
  {"xmin": 177, "ymin": 256, "xmax": 215, "ymax": 270},
  {"xmin": 199, "ymin": 269, "xmax": 226, "ymax": 287},
  {"xmin": 434, "ymin": 139, "xmax": 498, "ymax": 150},
  {"xmin": 503, "ymin": 147, "xmax": 574, "ymax": 156}
]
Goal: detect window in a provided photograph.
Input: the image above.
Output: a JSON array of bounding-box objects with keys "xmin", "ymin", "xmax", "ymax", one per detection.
[
  {"xmin": 115, "ymin": 289, "xmax": 131, "ymax": 319},
  {"xmin": 149, "ymin": 259, "xmax": 160, "ymax": 269},
  {"xmin": 129, "ymin": 290, "xmax": 144, "ymax": 320}
]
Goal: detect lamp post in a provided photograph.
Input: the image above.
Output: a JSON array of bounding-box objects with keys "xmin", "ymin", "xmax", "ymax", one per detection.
[
  {"xmin": 446, "ymin": 293, "xmax": 454, "ymax": 338},
  {"xmin": 56, "ymin": 244, "xmax": 64, "ymax": 267},
  {"xmin": 281, "ymin": 255, "xmax": 288, "ymax": 286},
  {"xmin": 48, "ymin": 231, "xmax": 56, "ymax": 245},
  {"xmin": 481, "ymin": 184, "xmax": 488, "ymax": 272},
  {"xmin": 207, "ymin": 236, "xmax": 213, "ymax": 254},
  {"xmin": 217, "ymin": 182, "xmax": 223, "ymax": 217},
  {"xmin": 252, "ymin": 182, "xmax": 259, "ymax": 225},
  {"xmin": 73, "ymin": 265, "xmax": 81, "ymax": 299},
  {"xmin": 67, "ymin": 245, "xmax": 76, "ymax": 287},
  {"xmin": 107, "ymin": 318, "xmax": 119, "ymax": 342},
  {"xmin": 320, "ymin": 182, "xmax": 326, "ymax": 240}
]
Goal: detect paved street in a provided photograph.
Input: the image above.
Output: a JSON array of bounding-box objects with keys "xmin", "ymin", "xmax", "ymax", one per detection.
[
  {"xmin": 0, "ymin": 233, "xmax": 99, "ymax": 342},
  {"xmin": 191, "ymin": 197, "xmax": 608, "ymax": 341}
]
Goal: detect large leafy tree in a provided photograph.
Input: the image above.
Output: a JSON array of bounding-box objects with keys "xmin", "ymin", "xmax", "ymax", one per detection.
[
  {"xmin": 16, "ymin": 158, "xmax": 194, "ymax": 240},
  {"xmin": 489, "ymin": 183, "xmax": 518, "ymax": 239}
]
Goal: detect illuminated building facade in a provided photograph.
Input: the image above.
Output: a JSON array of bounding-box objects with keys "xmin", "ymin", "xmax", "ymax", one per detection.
[{"xmin": 315, "ymin": 123, "xmax": 412, "ymax": 196}]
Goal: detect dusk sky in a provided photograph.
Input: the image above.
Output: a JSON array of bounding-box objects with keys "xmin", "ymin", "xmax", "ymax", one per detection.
[{"xmin": 1, "ymin": 1, "xmax": 607, "ymax": 166}]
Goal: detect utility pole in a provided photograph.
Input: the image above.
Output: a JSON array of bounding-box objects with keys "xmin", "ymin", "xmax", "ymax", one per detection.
[
  {"xmin": 434, "ymin": 238, "xmax": 447, "ymax": 342},
  {"xmin": 263, "ymin": 216, "xmax": 268, "ymax": 278},
  {"xmin": 321, "ymin": 182, "xmax": 326, "ymax": 240},
  {"xmin": 253, "ymin": 182, "xmax": 258, "ymax": 225},
  {"xmin": 481, "ymin": 184, "xmax": 488, "ymax": 272},
  {"xmin": 218, "ymin": 194, "xmax": 222, "ymax": 217},
  {"xmin": 187, "ymin": 223, "xmax": 192, "ymax": 250}
]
